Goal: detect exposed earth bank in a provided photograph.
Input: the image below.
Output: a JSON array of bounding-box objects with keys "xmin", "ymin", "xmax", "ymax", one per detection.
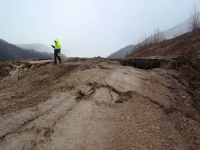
[{"xmin": 0, "ymin": 57, "xmax": 200, "ymax": 150}]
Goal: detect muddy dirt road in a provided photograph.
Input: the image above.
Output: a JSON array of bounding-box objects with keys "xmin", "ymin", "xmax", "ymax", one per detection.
[{"xmin": 0, "ymin": 57, "xmax": 200, "ymax": 150}]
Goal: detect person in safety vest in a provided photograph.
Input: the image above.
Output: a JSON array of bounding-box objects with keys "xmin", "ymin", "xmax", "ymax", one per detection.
[{"xmin": 51, "ymin": 39, "xmax": 61, "ymax": 64}]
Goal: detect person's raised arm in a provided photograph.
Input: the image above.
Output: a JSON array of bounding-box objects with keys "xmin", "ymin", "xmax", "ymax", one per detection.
[{"xmin": 51, "ymin": 45, "xmax": 55, "ymax": 48}]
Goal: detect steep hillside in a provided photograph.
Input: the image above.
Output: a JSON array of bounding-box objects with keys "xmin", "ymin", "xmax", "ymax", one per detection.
[
  {"xmin": 17, "ymin": 43, "xmax": 52, "ymax": 53},
  {"xmin": 0, "ymin": 39, "xmax": 53, "ymax": 62},
  {"xmin": 127, "ymin": 29, "xmax": 200, "ymax": 67},
  {"xmin": 108, "ymin": 15, "xmax": 190, "ymax": 58},
  {"xmin": 0, "ymin": 57, "xmax": 200, "ymax": 149}
]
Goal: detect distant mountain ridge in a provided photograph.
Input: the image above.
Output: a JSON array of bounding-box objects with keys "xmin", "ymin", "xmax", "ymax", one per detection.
[
  {"xmin": 107, "ymin": 15, "xmax": 191, "ymax": 58},
  {"xmin": 0, "ymin": 39, "xmax": 53, "ymax": 62},
  {"xmin": 108, "ymin": 45, "xmax": 136, "ymax": 58}
]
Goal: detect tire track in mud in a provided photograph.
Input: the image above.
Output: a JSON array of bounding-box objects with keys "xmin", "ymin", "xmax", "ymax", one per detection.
[
  {"xmin": 0, "ymin": 64, "xmax": 82, "ymax": 143},
  {"xmin": 0, "ymin": 93, "xmax": 77, "ymax": 144},
  {"xmin": 52, "ymin": 103, "xmax": 77, "ymax": 127},
  {"xmin": 0, "ymin": 114, "xmax": 43, "ymax": 143}
]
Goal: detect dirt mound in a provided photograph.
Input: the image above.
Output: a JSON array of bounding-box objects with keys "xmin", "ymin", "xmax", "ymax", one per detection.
[{"xmin": 0, "ymin": 57, "xmax": 200, "ymax": 150}]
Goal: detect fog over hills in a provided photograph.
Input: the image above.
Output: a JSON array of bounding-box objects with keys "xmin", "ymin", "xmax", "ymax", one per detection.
[
  {"xmin": 162, "ymin": 17, "xmax": 190, "ymax": 39},
  {"xmin": 108, "ymin": 15, "xmax": 191, "ymax": 58},
  {"xmin": 17, "ymin": 44, "xmax": 53, "ymax": 54},
  {"xmin": 107, "ymin": 45, "xmax": 136, "ymax": 58}
]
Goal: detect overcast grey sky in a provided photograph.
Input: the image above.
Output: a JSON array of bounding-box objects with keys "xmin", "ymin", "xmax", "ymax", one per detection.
[{"xmin": 0, "ymin": 0, "xmax": 200, "ymax": 57}]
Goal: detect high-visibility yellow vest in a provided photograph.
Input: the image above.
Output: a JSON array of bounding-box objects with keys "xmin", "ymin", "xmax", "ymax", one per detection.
[{"xmin": 54, "ymin": 39, "xmax": 61, "ymax": 49}]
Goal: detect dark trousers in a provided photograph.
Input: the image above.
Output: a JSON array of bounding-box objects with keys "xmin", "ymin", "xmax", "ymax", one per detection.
[{"xmin": 54, "ymin": 49, "xmax": 61, "ymax": 64}]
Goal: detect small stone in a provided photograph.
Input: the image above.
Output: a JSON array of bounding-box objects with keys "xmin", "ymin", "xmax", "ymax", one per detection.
[
  {"xmin": 182, "ymin": 96, "xmax": 187, "ymax": 99},
  {"xmin": 138, "ymin": 130, "xmax": 142, "ymax": 133}
]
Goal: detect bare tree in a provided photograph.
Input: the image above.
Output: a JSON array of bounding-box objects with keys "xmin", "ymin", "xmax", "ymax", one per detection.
[
  {"xmin": 159, "ymin": 31, "xmax": 165, "ymax": 42},
  {"xmin": 188, "ymin": 4, "xmax": 200, "ymax": 32},
  {"xmin": 153, "ymin": 28, "xmax": 165, "ymax": 44},
  {"xmin": 129, "ymin": 27, "xmax": 165, "ymax": 57},
  {"xmin": 144, "ymin": 34, "xmax": 148, "ymax": 47}
]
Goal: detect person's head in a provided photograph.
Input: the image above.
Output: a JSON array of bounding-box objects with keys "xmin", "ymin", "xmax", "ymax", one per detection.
[{"xmin": 54, "ymin": 39, "xmax": 59, "ymax": 44}]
